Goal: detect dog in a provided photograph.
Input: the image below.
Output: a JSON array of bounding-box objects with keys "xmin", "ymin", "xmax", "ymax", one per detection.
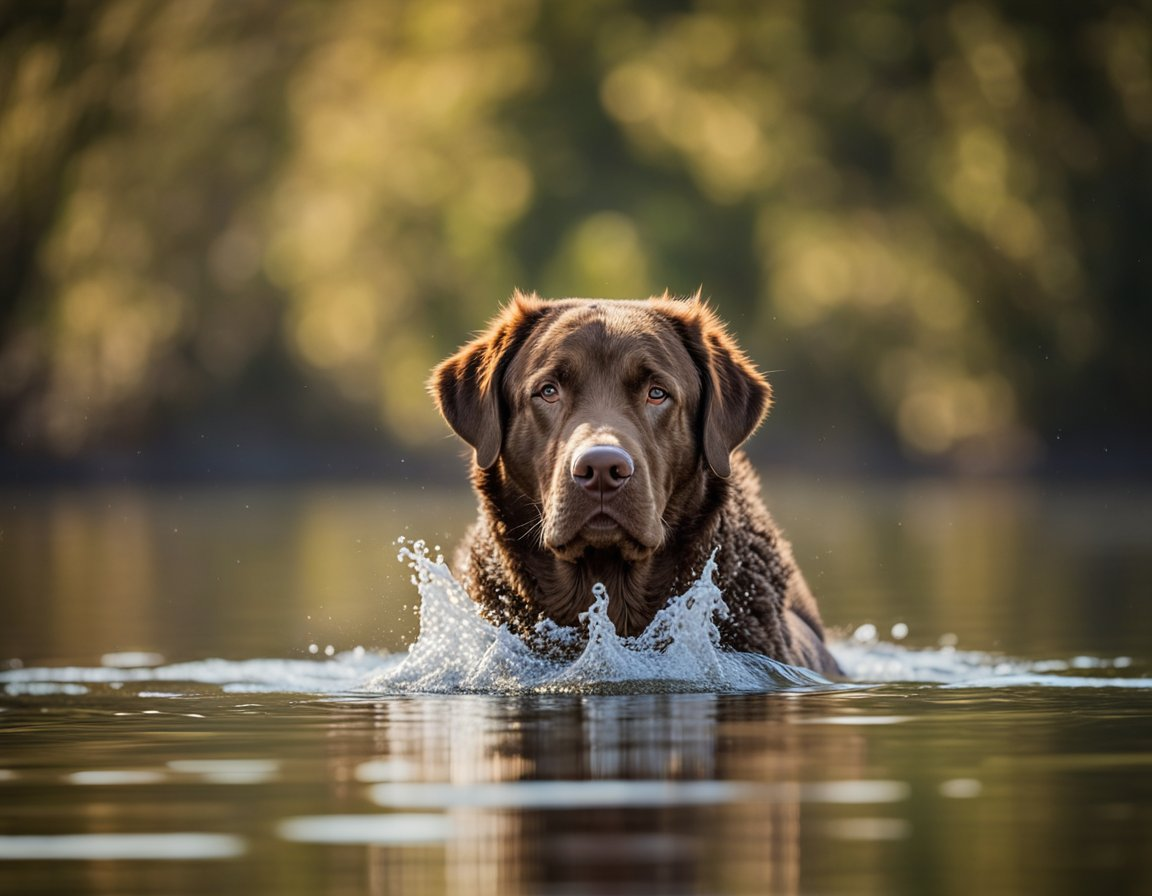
[{"xmin": 430, "ymin": 290, "xmax": 841, "ymax": 676}]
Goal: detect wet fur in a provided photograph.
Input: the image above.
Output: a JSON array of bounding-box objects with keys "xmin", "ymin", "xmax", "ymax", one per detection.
[{"xmin": 432, "ymin": 291, "xmax": 841, "ymax": 676}]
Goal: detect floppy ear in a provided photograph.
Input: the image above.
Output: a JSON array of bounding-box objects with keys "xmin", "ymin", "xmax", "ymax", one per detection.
[
  {"xmin": 700, "ymin": 325, "xmax": 772, "ymax": 478},
  {"xmin": 429, "ymin": 290, "xmax": 545, "ymax": 469},
  {"xmin": 662, "ymin": 297, "xmax": 772, "ymax": 479}
]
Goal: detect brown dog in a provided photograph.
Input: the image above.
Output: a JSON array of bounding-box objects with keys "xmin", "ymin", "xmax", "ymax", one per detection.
[{"xmin": 431, "ymin": 291, "xmax": 840, "ymax": 676}]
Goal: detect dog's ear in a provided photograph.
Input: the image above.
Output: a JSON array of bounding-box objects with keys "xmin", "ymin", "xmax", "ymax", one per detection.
[
  {"xmin": 660, "ymin": 296, "xmax": 772, "ymax": 479},
  {"xmin": 429, "ymin": 290, "xmax": 546, "ymax": 469}
]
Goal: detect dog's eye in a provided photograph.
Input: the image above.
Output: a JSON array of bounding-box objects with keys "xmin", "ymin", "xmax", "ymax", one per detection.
[
  {"xmin": 647, "ymin": 386, "xmax": 669, "ymax": 405},
  {"xmin": 537, "ymin": 383, "xmax": 560, "ymax": 403}
]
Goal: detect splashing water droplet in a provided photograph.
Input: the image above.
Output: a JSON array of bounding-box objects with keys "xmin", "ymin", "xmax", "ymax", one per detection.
[{"xmin": 365, "ymin": 543, "xmax": 829, "ymax": 695}]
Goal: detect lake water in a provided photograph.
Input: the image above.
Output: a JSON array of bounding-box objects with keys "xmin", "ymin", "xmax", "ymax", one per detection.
[{"xmin": 2, "ymin": 476, "xmax": 1150, "ymax": 895}]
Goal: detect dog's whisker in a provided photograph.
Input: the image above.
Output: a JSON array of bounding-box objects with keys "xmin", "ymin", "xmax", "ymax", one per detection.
[
  {"xmin": 507, "ymin": 506, "xmax": 549, "ymax": 549},
  {"xmin": 510, "ymin": 518, "xmax": 540, "ymax": 538}
]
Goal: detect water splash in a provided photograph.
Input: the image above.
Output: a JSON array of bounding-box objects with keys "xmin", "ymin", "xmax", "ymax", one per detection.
[
  {"xmin": 365, "ymin": 539, "xmax": 828, "ymax": 694},
  {"xmin": 831, "ymin": 623, "xmax": 1143, "ymax": 687},
  {"xmin": 3, "ymin": 539, "xmax": 1148, "ymax": 697},
  {"xmin": 364, "ymin": 543, "xmax": 1147, "ymax": 693}
]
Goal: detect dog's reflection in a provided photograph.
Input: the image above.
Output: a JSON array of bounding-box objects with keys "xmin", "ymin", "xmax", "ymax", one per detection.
[{"xmin": 343, "ymin": 693, "xmax": 862, "ymax": 896}]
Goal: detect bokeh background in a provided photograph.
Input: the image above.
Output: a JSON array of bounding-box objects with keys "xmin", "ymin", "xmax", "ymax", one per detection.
[{"xmin": 2, "ymin": 0, "xmax": 1150, "ymax": 479}]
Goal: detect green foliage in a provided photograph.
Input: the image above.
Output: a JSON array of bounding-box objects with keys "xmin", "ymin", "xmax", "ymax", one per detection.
[{"xmin": 1, "ymin": 0, "xmax": 1149, "ymax": 470}]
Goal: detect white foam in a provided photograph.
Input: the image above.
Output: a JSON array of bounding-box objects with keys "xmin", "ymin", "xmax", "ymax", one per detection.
[
  {"xmin": 2, "ymin": 538, "xmax": 1148, "ymax": 696},
  {"xmin": 364, "ymin": 540, "xmax": 829, "ymax": 695},
  {"xmin": 0, "ymin": 653, "xmax": 379, "ymax": 694},
  {"xmin": 829, "ymin": 627, "xmax": 1148, "ymax": 687}
]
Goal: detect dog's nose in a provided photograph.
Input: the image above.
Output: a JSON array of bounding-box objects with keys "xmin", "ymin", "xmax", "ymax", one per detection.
[{"xmin": 571, "ymin": 445, "xmax": 635, "ymax": 495}]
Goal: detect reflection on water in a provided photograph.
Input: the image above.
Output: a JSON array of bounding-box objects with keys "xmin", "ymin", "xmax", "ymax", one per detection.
[
  {"xmin": 3, "ymin": 479, "xmax": 1151, "ymax": 665},
  {"xmin": 0, "ymin": 484, "xmax": 477, "ymax": 664},
  {"xmin": 1, "ymin": 477, "xmax": 1151, "ymax": 895},
  {"xmin": 0, "ymin": 833, "xmax": 248, "ymax": 861},
  {"xmin": 1, "ymin": 686, "xmax": 1150, "ymax": 895}
]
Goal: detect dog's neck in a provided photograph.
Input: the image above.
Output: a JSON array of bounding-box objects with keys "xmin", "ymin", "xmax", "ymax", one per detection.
[
  {"xmin": 531, "ymin": 548, "xmax": 665, "ymax": 636},
  {"xmin": 472, "ymin": 462, "xmax": 727, "ymax": 639}
]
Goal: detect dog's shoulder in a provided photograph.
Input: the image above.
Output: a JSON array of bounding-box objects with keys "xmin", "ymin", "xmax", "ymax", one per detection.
[{"xmin": 711, "ymin": 452, "xmax": 838, "ymax": 669}]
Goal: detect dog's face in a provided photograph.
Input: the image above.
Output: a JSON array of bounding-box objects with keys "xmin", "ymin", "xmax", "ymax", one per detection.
[{"xmin": 432, "ymin": 292, "xmax": 771, "ymax": 562}]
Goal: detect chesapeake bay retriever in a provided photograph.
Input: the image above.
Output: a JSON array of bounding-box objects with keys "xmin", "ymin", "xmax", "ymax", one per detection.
[{"xmin": 431, "ymin": 290, "xmax": 841, "ymax": 676}]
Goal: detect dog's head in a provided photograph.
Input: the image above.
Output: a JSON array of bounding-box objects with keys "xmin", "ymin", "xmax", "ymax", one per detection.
[{"xmin": 431, "ymin": 291, "xmax": 771, "ymax": 561}]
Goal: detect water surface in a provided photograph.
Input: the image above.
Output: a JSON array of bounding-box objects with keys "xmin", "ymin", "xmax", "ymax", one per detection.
[{"xmin": 2, "ymin": 478, "xmax": 1150, "ymax": 895}]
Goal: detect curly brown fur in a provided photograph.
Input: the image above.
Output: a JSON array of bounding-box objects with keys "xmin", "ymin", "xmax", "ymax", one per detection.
[{"xmin": 431, "ymin": 291, "xmax": 841, "ymax": 676}]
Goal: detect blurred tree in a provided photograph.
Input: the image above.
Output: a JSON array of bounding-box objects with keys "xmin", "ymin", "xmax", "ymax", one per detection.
[{"xmin": 0, "ymin": 0, "xmax": 1149, "ymax": 472}]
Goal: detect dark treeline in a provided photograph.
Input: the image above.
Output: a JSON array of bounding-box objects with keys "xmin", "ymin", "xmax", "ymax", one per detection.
[{"xmin": 2, "ymin": 0, "xmax": 1150, "ymax": 479}]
